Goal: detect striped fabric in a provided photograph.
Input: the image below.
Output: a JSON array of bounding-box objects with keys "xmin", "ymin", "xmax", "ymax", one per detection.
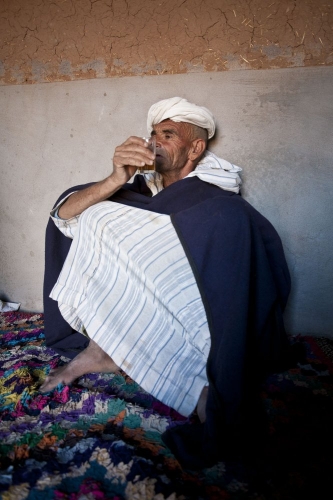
[
  {"xmin": 186, "ymin": 151, "xmax": 242, "ymax": 193},
  {"xmin": 50, "ymin": 201, "xmax": 211, "ymax": 417}
]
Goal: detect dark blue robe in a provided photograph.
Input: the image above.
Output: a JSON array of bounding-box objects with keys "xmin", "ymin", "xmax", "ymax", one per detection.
[{"xmin": 43, "ymin": 175, "xmax": 291, "ymax": 468}]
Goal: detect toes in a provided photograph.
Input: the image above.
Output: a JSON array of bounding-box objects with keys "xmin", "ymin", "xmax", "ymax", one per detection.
[
  {"xmin": 40, "ymin": 377, "xmax": 57, "ymax": 393},
  {"xmin": 39, "ymin": 369, "xmax": 64, "ymax": 393},
  {"xmin": 39, "ymin": 382, "xmax": 53, "ymax": 393}
]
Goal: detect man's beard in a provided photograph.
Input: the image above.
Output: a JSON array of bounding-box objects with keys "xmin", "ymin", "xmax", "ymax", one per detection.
[{"xmin": 155, "ymin": 148, "xmax": 188, "ymax": 174}]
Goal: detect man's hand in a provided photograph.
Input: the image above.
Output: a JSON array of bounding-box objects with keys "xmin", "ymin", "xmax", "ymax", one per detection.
[
  {"xmin": 111, "ymin": 136, "xmax": 155, "ymax": 184},
  {"xmin": 58, "ymin": 136, "xmax": 154, "ymax": 220}
]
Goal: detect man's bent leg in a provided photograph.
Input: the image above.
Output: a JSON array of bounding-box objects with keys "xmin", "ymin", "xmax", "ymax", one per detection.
[
  {"xmin": 40, "ymin": 339, "xmax": 119, "ymax": 393},
  {"xmin": 40, "ymin": 339, "xmax": 208, "ymax": 424}
]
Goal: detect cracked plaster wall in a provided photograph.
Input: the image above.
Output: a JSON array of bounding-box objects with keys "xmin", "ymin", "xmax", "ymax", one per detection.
[{"xmin": 0, "ymin": 0, "xmax": 332, "ymax": 85}]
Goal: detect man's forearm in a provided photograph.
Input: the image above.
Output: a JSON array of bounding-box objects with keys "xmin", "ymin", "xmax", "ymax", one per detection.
[
  {"xmin": 58, "ymin": 175, "xmax": 124, "ymax": 219},
  {"xmin": 58, "ymin": 135, "xmax": 154, "ymax": 219}
]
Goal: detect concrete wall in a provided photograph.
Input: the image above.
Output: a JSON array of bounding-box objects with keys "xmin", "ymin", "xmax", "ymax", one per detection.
[{"xmin": 1, "ymin": 66, "xmax": 332, "ymax": 336}]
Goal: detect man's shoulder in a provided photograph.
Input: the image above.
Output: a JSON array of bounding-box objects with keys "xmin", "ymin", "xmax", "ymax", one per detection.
[
  {"xmin": 170, "ymin": 178, "xmax": 277, "ymax": 233},
  {"xmin": 166, "ymin": 176, "xmax": 236, "ymax": 200},
  {"xmin": 171, "ymin": 176, "xmax": 241, "ymax": 207}
]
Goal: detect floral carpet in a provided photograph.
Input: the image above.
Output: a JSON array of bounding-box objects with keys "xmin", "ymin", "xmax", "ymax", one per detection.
[{"xmin": 0, "ymin": 312, "xmax": 332, "ymax": 500}]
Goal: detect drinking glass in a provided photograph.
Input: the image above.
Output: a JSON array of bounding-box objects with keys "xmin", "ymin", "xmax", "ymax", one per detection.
[{"xmin": 137, "ymin": 136, "xmax": 156, "ymax": 173}]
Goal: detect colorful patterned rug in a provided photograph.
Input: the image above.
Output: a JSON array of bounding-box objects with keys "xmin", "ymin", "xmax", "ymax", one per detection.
[{"xmin": 0, "ymin": 312, "xmax": 332, "ymax": 500}]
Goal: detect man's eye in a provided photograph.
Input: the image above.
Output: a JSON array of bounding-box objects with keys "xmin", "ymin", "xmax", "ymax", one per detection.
[{"xmin": 165, "ymin": 135, "xmax": 171, "ymax": 139}]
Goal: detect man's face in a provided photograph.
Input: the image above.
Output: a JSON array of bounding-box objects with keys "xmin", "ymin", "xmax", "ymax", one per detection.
[{"xmin": 151, "ymin": 120, "xmax": 193, "ymax": 174}]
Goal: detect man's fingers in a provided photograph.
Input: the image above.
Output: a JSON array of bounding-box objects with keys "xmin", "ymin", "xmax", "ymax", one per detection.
[
  {"xmin": 113, "ymin": 136, "xmax": 155, "ymax": 169},
  {"xmin": 116, "ymin": 136, "xmax": 150, "ymax": 153},
  {"xmin": 114, "ymin": 156, "xmax": 148, "ymax": 168},
  {"xmin": 120, "ymin": 136, "xmax": 148, "ymax": 147},
  {"xmin": 115, "ymin": 141, "xmax": 154, "ymax": 158},
  {"xmin": 114, "ymin": 150, "xmax": 154, "ymax": 166}
]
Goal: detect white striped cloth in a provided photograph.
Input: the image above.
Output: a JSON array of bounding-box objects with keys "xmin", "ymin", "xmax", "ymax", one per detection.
[{"xmin": 50, "ymin": 201, "xmax": 211, "ymax": 416}]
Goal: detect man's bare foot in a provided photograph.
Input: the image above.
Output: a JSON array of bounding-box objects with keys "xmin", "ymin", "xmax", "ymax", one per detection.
[
  {"xmin": 40, "ymin": 339, "xmax": 119, "ymax": 393},
  {"xmin": 196, "ymin": 385, "xmax": 209, "ymax": 423}
]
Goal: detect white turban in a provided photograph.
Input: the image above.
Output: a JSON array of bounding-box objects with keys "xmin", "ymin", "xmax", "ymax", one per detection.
[{"xmin": 147, "ymin": 96, "xmax": 216, "ymax": 139}]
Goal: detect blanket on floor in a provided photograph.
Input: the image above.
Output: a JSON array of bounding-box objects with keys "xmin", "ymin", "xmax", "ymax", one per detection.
[{"xmin": 0, "ymin": 311, "xmax": 333, "ymax": 499}]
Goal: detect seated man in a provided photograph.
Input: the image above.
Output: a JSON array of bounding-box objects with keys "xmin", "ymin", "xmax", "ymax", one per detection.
[{"xmin": 42, "ymin": 97, "xmax": 291, "ymax": 468}]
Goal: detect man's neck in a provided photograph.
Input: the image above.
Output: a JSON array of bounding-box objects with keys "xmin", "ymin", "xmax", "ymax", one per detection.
[
  {"xmin": 162, "ymin": 172, "xmax": 185, "ymax": 189},
  {"xmin": 161, "ymin": 162, "xmax": 196, "ymax": 188}
]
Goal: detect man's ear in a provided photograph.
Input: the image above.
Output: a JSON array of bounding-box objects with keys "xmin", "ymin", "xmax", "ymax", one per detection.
[{"xmin": 188, "ymin": 139, "xmax": 206, "ymax": 161}]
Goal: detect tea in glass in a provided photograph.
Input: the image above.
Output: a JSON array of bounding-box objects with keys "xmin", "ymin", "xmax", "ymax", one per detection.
[{"xmin": 137, "ymin": 136, "xmax": 156, "ymax": 173}]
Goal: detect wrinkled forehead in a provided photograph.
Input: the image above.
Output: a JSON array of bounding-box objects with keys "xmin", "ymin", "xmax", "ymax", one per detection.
[{"xmin": 152, "ymin": 119, "xmax": 191, "ymax": 134}]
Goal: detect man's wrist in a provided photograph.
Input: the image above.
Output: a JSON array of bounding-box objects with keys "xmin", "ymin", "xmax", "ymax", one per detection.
[{"xmin": 105, "ymin": 172, "xmax": 130, "ymax": 193}]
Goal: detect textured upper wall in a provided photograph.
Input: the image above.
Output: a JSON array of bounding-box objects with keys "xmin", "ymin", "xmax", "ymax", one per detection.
[{"xmin": 0, "ymin": 0, "xmax": 332, "ymax": 85}]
